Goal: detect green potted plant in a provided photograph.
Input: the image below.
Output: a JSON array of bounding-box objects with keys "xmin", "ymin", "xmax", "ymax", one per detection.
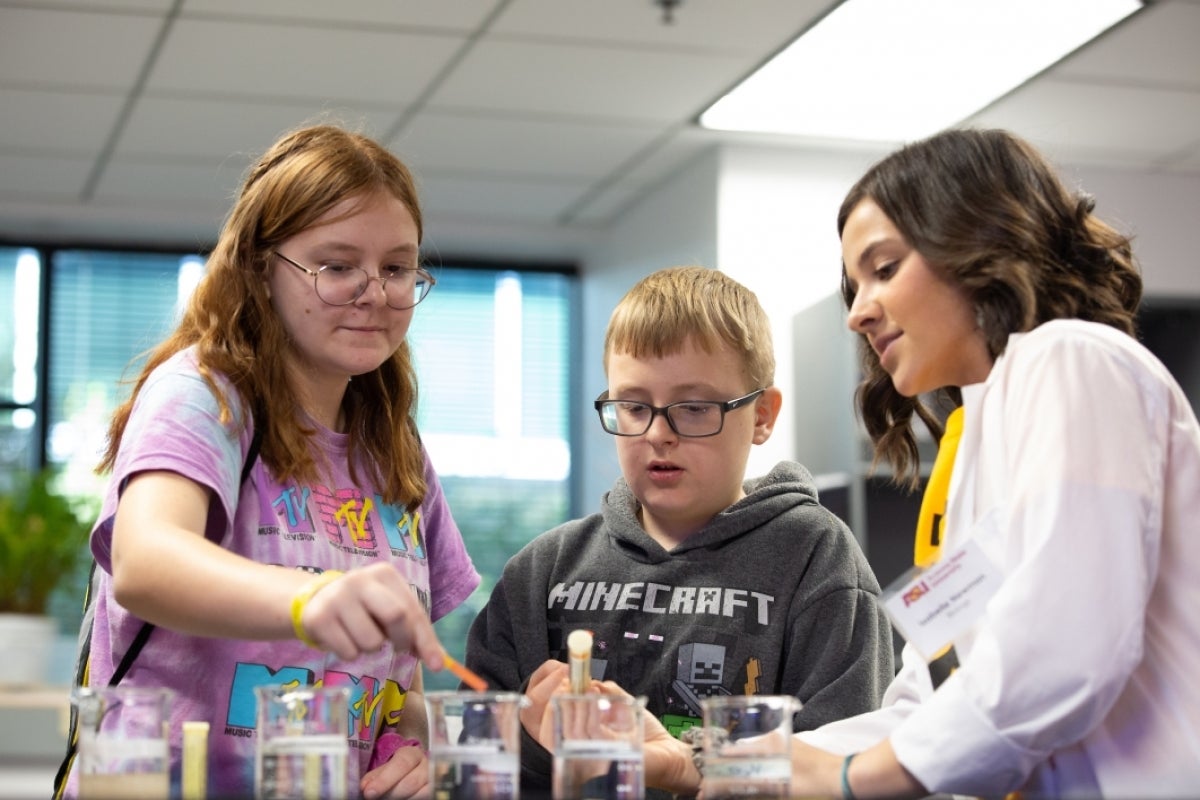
[{"xmin": 0, "ymin": 468, "xmax": 95, "ymax": 686}]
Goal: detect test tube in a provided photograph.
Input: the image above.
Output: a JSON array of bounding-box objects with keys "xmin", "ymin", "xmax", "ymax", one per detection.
[
  {"xmin": 567, "ymin": 629, "xmax": 593, "ymax": 693},
  {"xmin": 182, "ymin": 720, "xmax": 209, "ymax": 800}
]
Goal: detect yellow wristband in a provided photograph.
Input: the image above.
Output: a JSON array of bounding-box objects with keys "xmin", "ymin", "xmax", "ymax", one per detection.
[{"xmin": 290, "ymin": 570, "xmax": 344, "ymax": 649}]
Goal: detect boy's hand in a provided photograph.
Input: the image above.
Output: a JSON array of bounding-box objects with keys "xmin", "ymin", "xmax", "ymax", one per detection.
[
  {"xmin": 520, "ymin": 665, "xmax": 702, "ymax": 795},
  {"xmin": 522, "ymin": 659, "xmax": 570, "ymax": 746}
]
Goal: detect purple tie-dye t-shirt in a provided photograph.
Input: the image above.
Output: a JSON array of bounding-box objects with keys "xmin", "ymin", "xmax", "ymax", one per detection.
[{"xmin": 73, "ymin": 348, "xmax": 479, "ymax": 799}]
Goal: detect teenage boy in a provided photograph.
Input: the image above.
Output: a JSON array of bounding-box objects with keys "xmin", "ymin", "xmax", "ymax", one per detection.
[{"xmin": 463, "ymin": 266, "xmax": 894, "ymax": 797}]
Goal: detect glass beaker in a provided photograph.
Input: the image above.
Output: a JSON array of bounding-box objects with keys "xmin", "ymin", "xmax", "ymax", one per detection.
[{"xmin": 72, "ymin": 685, "xmax": 174, "ymax": 800}]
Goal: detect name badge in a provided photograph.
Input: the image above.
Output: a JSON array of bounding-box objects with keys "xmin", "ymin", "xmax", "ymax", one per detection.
[{"xmin": 880, "ymin": 539, "xmax": 1003, "ymax": 662}]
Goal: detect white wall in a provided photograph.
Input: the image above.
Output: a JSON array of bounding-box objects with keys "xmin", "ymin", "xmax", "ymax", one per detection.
[
  {"xmin": 575, "ymin": 148, "xmax": 721, "ymax": 512},
  {"xmin": 1062, "ymin": 166, "xmax": 1200, "ymax": 298},
  {"xmin": 715, "ymin": 144, "xmax": 886, "ymax": 479}
]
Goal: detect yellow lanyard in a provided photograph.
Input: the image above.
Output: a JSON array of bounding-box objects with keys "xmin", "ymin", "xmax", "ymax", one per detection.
[
  {"xmin": 913, "ymin": 408, "xmax": 1020, "ymax": 799},
  {"xmin": 914, "ymin": 406, "xmax": 964, "ymax": 686},
  {"xmin": 914, "ymin": 406, "xmax": 964, "ymax": 568}
]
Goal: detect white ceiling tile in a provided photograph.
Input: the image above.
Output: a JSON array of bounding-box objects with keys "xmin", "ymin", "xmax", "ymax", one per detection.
[
  {"xmin": 180, "ymin": 0, "xmax": 500, "ymax": 30},
  {"xmin": 969, "ymin": 81, "xmax": 1200, "ymax": 164},
  {"xmin": 422, "ymin": 217, "xmax": 598, "ymax": 262},
  {"xmin": 0, "ymin": 198, "xmax": 224, "ymax": 245},
  {"xmin": 392, "ymin": 111, "xmax": 664, "ymax": 178},
  {"xmin": 14, "ymin": 0, "xmax": 175, "ymax": 10},
  {"xmin": 569, "ymin": 183, "xmax": 645, "ymax": 225},
  {"xmin": 432, "ymin": 39, "xmax": 747, "ymax": 122},
  {"xmin": 616, "ymin": 132, "xmax": 716, "ymax": 189},
  {"xmin": 92, "ymin": 158, "xmax": 246, "ymax": 214},
  {"xmin": 1172, "ymin": 148, "xmax": 1200, "ymax": 174},
  {"xmin": 117, "ymin": 97, "xmax": 401, "ymax": 159},
  {"xmin": 0, "ymin": 89, "xmax": 126, "ymax": 152},
  {"xmin": 492, "ymin": 0, "xmax": 828, "ymax": 52},
  {"xmin": 561, "ymin": 134, "xmax": 716, "ymax": 222},
  {"xmin": 417, "ymin": 174, "xmax": 587, "ymax": 223},
  {"xmin": 0, "ymin": 7, "xmax": 165, "ymax": 89},
  {"xmin": 145, "ymin": 18, "xmax": 463, "ymax": 104},
  {"xmin": 1051, "ymin": 0, "xmax": 1200, "ymax": 88},
  {"xmin": 0, "ymin": 153, "xmax": 93, "ymax": 199}
]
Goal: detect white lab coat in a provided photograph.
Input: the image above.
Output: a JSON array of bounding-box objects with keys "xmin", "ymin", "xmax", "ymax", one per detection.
[{"xmin": 801, "ymin": 319, "xmax": 1200, "ymax": 798}]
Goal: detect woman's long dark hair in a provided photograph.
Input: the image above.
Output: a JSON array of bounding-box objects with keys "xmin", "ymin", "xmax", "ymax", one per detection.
[{"xmin": 838, "ymin": 128, "xmax": 1142, "ymax": 488}]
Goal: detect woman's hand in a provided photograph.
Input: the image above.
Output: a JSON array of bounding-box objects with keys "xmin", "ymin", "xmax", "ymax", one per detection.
[
  {"xmin": 522, "ymin": 672, "xmax": 700, "ymax": 795},
  {"xmin": 789, "ymin": 739, "xmax": 926, "ymax": 800},
  {"xmin": 590, "ymin": 681, "xmax": 700, "ymax": 796},
  {"xmin": 788, "ymin": 738, "xmax": 844, "ymax": 798}
]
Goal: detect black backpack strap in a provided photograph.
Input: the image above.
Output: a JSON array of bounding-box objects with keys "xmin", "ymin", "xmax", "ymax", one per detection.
[
  {"xmin": 110, "ymin": 622, "xmax": 154, "ymax": 685},
  {"xmin": 54, "ymin": 561, "xmax": 100, "ymax": 799},
  {"xmin": 243, "ymin": 416, "xmax": 264, "ymax": 484}
]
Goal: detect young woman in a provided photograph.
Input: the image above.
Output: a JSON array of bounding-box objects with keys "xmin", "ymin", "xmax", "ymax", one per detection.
[
  {"xmin": 790, "ymin": 128, "xmax": 1200, "ymax": 798},
  {"xmin": 65, "ymin": 124, "xmax": 480, "ymax": 800}
]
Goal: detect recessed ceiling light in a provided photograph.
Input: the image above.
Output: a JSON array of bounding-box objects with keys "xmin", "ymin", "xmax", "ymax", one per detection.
[{"xmin": 699, "ymin": 0, "xmax": 1143, "ymax": 142}]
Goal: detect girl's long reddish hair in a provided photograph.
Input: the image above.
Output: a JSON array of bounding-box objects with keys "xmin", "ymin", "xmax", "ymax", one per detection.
[{"xmin": 99, "ymin": 124, "xmax": 428, "ymax": 508}]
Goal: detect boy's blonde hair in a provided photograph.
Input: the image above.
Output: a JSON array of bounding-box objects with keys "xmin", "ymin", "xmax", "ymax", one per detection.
[{"xmin": 603, "ymin": 266, "xmax": 775, "ymax": 389}]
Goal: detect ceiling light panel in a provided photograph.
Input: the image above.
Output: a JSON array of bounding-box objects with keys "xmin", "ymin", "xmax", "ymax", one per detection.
[{"xmin": 699, "ymin": 0, "xmax": 1143, "ymax": 142}]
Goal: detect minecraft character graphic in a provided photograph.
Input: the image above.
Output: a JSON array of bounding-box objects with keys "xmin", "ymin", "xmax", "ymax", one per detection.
[{"xmin": 670, "ymin": 641, "xmax": 731, "ymax": 717}]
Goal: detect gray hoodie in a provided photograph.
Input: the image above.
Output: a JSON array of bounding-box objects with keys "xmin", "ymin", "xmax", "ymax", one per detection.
[{"xmin": 464, "ymin": 460, "xmax": 894, "ymax": 794}]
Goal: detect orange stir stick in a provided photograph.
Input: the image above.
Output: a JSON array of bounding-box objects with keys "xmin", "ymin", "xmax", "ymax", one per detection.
[{"xmin": 443, "ymin": 653, "xmax": 488, "ymax": 691}]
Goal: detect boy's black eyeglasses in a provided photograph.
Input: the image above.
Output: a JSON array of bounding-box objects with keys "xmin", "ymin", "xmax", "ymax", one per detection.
[
  {"xmin": 273, "ymin": 251, "xmax": 435, "ymax": 310},
  {"xmin": 594, "ymin": 389, "xmax": 765, "ymax": 438}
]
